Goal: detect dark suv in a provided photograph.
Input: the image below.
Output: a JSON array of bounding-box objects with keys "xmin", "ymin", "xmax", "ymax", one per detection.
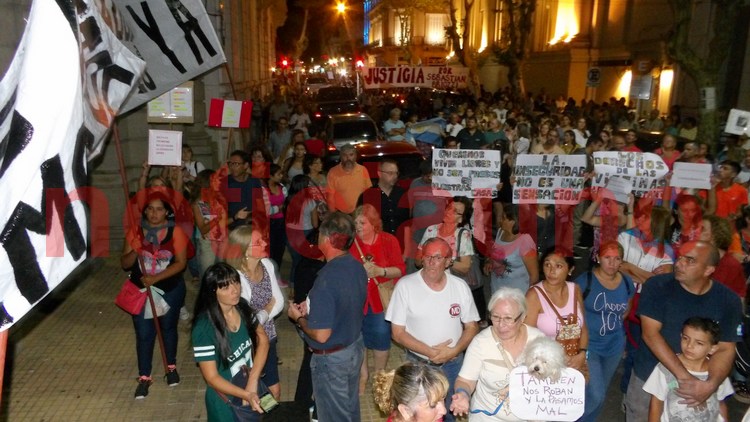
[{"xmin": 312, "ymin": 87, "xmax": 359, "ymax": 129}]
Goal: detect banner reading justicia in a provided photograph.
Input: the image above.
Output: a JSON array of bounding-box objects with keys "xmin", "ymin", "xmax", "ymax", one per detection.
[{"xmin": 362, "ymin": 66, "xmax": 469, "ymax": 90}]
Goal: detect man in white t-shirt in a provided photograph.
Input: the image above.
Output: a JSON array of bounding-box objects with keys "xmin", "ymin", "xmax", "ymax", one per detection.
[{"xmin": 386, "ymin": 237, "xmax": 479, "ymax": 422}]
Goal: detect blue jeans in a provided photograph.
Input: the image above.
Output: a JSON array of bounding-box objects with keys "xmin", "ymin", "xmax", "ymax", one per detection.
[
  {"xmin": 310, "ymin": 336, "xmax": 364, "ymax": 422},
  {"xmin": 579, "ymin": 350, "xmax": 622, "ymax": 422},
  {"xmin": 620, "ymin": 322, "xmax": 641, "ymax": 393},
  {"xmin": 406, "ymin": 352, "xmax": 464, "ymax": 422},
  {"xmin": 132, "ymin": 281, "xmax": 185, "ymax": 377}
]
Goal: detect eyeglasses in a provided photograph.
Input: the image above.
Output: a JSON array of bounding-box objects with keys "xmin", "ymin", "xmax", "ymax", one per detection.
[
  {"xmin": 227, "ymin": 161, "xmax": 244, "ymax": 167},
  {"xmin": 423, "ymin": 254, "xmax": 448, "ymax": 262},
  {"xmin": 379, "ymin": 170, "xmax": 399, "ymax": 176},
  {"xmin": 490, "ymin": 312, "xmax": 523, "ymax": 326}
]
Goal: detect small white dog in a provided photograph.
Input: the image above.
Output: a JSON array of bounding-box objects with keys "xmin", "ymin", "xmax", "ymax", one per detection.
[{"xmin": 519, "ymin": 336, "xmax": 567, "ymax": 382}]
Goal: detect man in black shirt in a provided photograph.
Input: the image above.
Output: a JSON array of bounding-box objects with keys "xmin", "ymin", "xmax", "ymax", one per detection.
[{"xmin": 357, "ymin": 159, "xmax": 410, "ymax": 247}]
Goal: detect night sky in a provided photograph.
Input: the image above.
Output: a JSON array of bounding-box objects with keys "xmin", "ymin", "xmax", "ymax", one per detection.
[{"xmin": 276, "ymin": 0, "xmax": 364, "ymax": 63}]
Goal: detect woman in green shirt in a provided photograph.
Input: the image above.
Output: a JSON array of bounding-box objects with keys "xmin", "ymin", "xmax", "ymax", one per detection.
[{"xmin": 192, "ymin": 263, "xmax": 269, "ymax": 421}]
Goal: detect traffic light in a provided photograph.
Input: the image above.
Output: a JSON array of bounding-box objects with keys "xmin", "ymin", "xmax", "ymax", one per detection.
[
  {"xmin": 281, "ymin": 58, "xmax": 289, "ymax": 68},
  {"xmin": 355, "ymin": 59, "xmax": 364, "ymax": 68}
]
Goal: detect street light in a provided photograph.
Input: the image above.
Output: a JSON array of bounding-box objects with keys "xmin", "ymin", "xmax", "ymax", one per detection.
[{"xmin": 336, "ymin": 2, "xmax": 346, "ymax": 14}]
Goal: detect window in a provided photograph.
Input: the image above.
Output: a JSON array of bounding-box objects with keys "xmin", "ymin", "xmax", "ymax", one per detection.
[{"xmin": 425, "ymin": 13, "xmax": 448, "ymax": 45}]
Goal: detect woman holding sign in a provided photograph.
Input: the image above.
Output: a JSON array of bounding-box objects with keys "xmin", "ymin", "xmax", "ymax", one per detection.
[{"xmin": 450, "ymin": 287, "xmax": 546, "ymax": 421}]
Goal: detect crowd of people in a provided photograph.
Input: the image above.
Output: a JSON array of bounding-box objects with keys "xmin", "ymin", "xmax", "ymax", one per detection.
[{"xmin": 119, "ymin": 87, "xmax": 750, "ymax": 421}]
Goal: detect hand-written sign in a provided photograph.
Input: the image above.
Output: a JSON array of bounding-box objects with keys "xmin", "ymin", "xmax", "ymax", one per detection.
[
  {"xmin": 592, "ymin": 152, "xmax": 668, "ymax": 198},
  {"xmin": 509, "ymin": 367, "xmax": 585, "ymax": 421},
  {"xmin": 671, "ymin": 162, "xmax": 712, "ymax": 190},
  {"xmin": 431, "ymin": 149, "xmax": 501, "ymax": 198},
  {"xmin": 512, "ymin": 154, "xmax": 587, "ymax": 205}
]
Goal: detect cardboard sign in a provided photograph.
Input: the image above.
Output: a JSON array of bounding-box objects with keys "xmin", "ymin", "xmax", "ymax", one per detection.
[
  {"xmin": 0, "ymin": 0, "xmax": 144, "ymax": 330},
  {"xmin": 512, "ymin": 154, "xmax": 587, "ymax": 205},
  {"xmin": 726, "ymin": 108, "xmax": 750, "ymax": 136},
  {"xmin": 115, "ymin": 0, "xmax": 226, "ymax": 113},
  {"xmin": 604, "ymin": 175, "xmax": 633, "ymax": 204},
  {"xmin": 508, "ymin": 367, "xmax": 585, "ymax": 421},
  {"xmin": 147, "ymin": 82, "xmax": 195, "ymax": 123},
  {"xmin": 592, "ymin": 152, "xmax": 668, "ymax": 198},
  {"xmin": 671, "ymin": 162, "xmax": 712, "ymax": 190},
  {"xmin": 207, "ymin": 99, "xmax": 253, "ymax": 128},
  {"xmin": 362, "ymin": 66, "xmax": 470, "ymax": 90},
  {"xmin": 432, "ymin": 149, "xmax": 501, "ymax": 198},
  {"xmin": 148, "ymin": 130, "xmax": 183, "ymax": 166}
]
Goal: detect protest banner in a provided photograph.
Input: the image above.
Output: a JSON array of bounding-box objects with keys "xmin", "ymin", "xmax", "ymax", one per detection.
[
  {"xmin": 114, "ymin": 0, "xmax": 226, "ymax": 113},
  {"xmin": 362, "ymin": 66, "xmax": 469, "ymax": 90},
  {"xmin": 592, "ymin": 151, "xmax": 668, "ymax": 198},
  {"xmin": 0, "ymin": 0, "xmax": 144, "ymax": 331},
  {"xmin": 148, "ymin": 130, "xmax": 183, "ymax": 166},
  {"xmin": 147, "ymin": 82, "xmax": 195, "ymax": 124},
  {"xmin": 512, "ymin": 155, "xmax": 587, "ymax": 205},
  {"xmin": 508, "ymin": 367, "xmax": 585, "ymax": 421},
  {"xmin": 671, "ymin": 162, "xmax": 712, "ymax": 190},
  {"xmin": 432, "ymin": 148, "xmax": 501, "ymax": 198},
  {"xmin": 207, "ymin": 99, "xmax": 253, "ymax": 128}
]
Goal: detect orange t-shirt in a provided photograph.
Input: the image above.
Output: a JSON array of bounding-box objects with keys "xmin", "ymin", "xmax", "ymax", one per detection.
[
  {"xmin": 326, "ymin": 163, "xmax": 372, "ymax": 214},
  {"xmin": 715, "ymin": 183, "xmax": 748, "ymax": 218}
]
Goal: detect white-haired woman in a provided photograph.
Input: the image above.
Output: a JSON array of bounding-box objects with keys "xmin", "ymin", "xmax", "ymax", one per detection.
[{"xmin": 450, "ymin": 288, "xmax": 546, "ymax": 421}]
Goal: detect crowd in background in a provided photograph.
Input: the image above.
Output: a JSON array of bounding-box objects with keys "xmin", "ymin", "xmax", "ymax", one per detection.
[{"xmin": 123, "ymin": 81, "xmax": 750, "ymax": 421}]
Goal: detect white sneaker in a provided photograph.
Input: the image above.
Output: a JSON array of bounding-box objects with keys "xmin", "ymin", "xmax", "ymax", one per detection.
[{"xmin": 179, "ymin": 307, "xmax": 190, "ymax": 321}]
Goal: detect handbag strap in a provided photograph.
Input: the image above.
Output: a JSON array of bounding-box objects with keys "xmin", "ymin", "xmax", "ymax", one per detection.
[
  {"xmin": 215, "ymin": 365, "xmax": 248, "ymax": 404},
  {"xmin": 353, "ymin": 238, "xmax": 377, "ymax": 284},
  {"xmin": 532, "ymin": 284, "xmax": 576, "ymax": 326}
]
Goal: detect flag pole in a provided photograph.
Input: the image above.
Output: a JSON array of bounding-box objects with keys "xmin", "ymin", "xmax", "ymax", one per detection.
[
  {"xmin": 113, "ymin": 123, "xmax": 169, "ymax": 375},
  {"xmin": 0, "ymin": 329, "xmax": 8, "ymax": 408}
]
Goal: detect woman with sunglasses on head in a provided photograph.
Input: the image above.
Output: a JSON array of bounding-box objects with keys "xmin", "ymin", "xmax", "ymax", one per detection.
[
  {"xmin": 226, "ymin": 224, "xmax": 283, "ymax": 401},
  {"xmin": 450, "ymin": 288, "xmax": 547, "ymax": 420},
  {"xmin": 574, "ymin": 241, "xmax": 635, "ymax": 422},
  {"xmin": 192, "ymin": 262, "xmax": 269, "ymax": 421}
]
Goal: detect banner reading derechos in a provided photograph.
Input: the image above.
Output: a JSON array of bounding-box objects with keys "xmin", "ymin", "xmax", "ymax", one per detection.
[
  {"xmin": 513, "ymin": 155, "xmax": 587, "ymax": 204},
  {"xmin": 593, "ymin": 151, "xmax": 668, "ymax": 198}
]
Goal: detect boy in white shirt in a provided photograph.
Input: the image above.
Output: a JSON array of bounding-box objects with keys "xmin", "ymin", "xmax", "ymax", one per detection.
[{"xmin": 643, "ymin": 317, "xmax": 733, "ymax": 422}]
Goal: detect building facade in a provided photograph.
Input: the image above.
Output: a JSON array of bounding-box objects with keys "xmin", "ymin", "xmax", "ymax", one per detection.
[
  {"xmin": 363, "ymin": 0, "xmax": 750, "ymax": 116},
  {"xmin": 0, "ymin": 0, "xmax": 285, "ymax": 249}
]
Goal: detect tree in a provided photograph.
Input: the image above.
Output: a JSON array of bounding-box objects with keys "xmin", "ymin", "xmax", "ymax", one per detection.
[
  {"xmin": 292, "ymin": 0, "xmax": 329, "ymax": 65},
  {"xmin": 444, "ymin": 0, "xmax": 475, "ymax": 66},
  {"xmin": 375, "ymin": 0, "xmax": 434, "ymax": 63},
  {"xmin": 667, "ymin": 0, "xmax": 744, "ymax": 144},
  {"xmin": 492, "ymin": 0, "xmax": 536, "ymax": 100}
]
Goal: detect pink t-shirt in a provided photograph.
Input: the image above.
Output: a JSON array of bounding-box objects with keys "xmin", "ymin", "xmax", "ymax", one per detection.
[{"xmin": 532, "ymin": 282, "xmax": 583, "ymax": 338}]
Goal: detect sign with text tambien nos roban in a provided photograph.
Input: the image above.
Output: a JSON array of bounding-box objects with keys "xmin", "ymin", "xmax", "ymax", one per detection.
[
  {"xmin": 431, "ymin": 149, "xmax": 501, "ymax": 198},
  {"xmin": 508, "ymin": 367, "xmax": 585, "ymax": 421}
]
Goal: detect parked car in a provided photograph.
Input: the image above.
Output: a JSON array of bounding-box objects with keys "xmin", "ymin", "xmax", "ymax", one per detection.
[
  {"xmin": 304, "ymin": 76, "xmax": 330, "ymax": 95},
  {"xmin": 324, "ymin": 113, "xmax": 380, "ymax": 152},
  {"xmin": 312, "ymin": 87, "xmax": 360, "ymax": 130}
]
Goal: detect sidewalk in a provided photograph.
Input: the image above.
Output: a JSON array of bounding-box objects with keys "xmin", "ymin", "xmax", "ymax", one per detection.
[
  {"xmin": 0, "ymin": 256, "xmax": 397, "ymax": 421},
  {"xmin": 2, "ymin": 255, "xmax": 747, "ymax": 420}
]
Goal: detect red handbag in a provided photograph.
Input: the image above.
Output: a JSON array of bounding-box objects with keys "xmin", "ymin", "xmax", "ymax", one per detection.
[{"xmin": 114, "ymin": 280, "xmax": 147, "ymax": 315}]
